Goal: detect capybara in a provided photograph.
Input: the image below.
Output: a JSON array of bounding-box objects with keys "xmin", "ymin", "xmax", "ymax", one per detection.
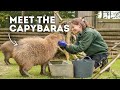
[
  {"xmin": 12, "ymin": 33, "xmax": 65, "ymax": 76},
  {"xmin": 0, "ymin": 36, "xmax": 42, "ymax": 65},
  {"xmin": 0, "ymin": 36, "xmax": 31, "ymax": 65}
]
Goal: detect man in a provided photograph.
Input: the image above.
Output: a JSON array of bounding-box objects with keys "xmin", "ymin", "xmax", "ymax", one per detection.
[{"xmin": 58, "ymin": 18, "xmax": 109, "ymax": 70}]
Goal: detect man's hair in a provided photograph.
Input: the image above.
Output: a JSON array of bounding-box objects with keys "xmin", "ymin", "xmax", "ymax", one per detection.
[{"xmin": 70, "ymin": 17, "xmax": 91, "ymax": 30}]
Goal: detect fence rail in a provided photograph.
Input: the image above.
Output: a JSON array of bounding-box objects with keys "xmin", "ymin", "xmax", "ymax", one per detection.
[
  {"xmin": 0, "ymin": 28, "xmax": 120, "ymax": 58},
  {"xmin": 0, "ymin": 28, "xmax": 50, "ymax": 45},
  {"xmin": 97, "ymin": 28, "xmax": 120, "ymax": 58}
]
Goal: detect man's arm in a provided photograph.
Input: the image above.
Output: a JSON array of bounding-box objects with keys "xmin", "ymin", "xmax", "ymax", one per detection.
[{"xmin": 65, "ymin": 32, "xmax": 95, "ymax": 54}]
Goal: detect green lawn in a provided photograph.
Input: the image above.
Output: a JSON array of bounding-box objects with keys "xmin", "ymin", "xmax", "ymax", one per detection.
[
  {"xmin": 98, "ymin": 58, "xmax": 120, "ymax": 79},
  {"xmin": 0, "ymin": 51, "xmax": 52, "ymax": 79},
  {"xmin": 0, "ymin": 51, "xmax": 120, "ymax": 79}
]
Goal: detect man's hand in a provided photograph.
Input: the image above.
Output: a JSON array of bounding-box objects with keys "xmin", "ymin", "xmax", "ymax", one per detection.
[{"xmin": 58, "ymin": 40, "xmax": 67, "ymax": 48}]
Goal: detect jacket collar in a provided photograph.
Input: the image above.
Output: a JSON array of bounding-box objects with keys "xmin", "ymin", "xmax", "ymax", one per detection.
[{"xmin": 78, "ymin": 28, "xmax": 87, "ymax": 37}]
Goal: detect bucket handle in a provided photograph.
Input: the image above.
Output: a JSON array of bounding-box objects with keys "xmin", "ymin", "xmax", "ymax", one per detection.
[
  {"xmin": 48, "ymin": 61, "xmax": 52, "ymax": 65},
  {"xmin": 82, "ymin": 56, "xmax": 93, "ymax": 61},
  {"xmin": 74, "ymin": 56, "xmax": 92, "ymax": 61}
]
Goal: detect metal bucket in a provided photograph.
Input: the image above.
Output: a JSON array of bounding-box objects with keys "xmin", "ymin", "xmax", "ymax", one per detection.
[
  {"xmin": 72, "ymin": 56, "xmax": 95, "ymax": 78},
  {"xmin": 49, "ymin": 60, "xmax": 74, "ymax": 78}
]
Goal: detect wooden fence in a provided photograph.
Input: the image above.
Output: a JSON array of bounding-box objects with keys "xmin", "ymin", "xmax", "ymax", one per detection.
[
  {"xmin": 0, "ymin": 28, "xmax": 50, "ymax": 45},
  {"xmin": 97, "ymin": 28, "xmax": 120, "ymax": 58},
  {"xmin": 0, "ymin": 28, "xmax": 120, "ymax": 58},
  {"xmin": 0, "ymin": 28, "xmax": 120, "ymax": 48}
]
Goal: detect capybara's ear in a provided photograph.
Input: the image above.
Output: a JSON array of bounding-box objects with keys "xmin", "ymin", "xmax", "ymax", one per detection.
[{"xmin": 49, "ymin": 34, "xmax": 58, "ymax": 39}]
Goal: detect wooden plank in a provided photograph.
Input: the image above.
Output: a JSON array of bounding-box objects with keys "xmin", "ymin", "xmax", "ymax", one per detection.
[
  {"xmin": 97, "ymin": 19, "xmax": 120, "ymax": 23},
  {"xmin": 105, "ymin": 40, "xmax": 120, "ymax": 44},
  {"xmin": 0, "ymin": 28, "xmax": 10, "ymax": 31},
  {"xmin": 0, "ymin": 32, "xmax": 50, "ymax": 35},
  {"xmin": 97, "ymin": 23, "xmax": 120, "ymax": 28},
  {"xmin": 0, "ymin": 28, "xmax": 54, "ymax": 33},
  {"xmin": 0, "ymin": 38, "xmax": 10, "ymax": 41},
  {"xmin": 103, "ymin": 36, "xmax": 120, "ymax": 40},
  {"xmin": 0, "ymin": 36, "xmax": 45, "ymax": 39},
  {"xmin": 0, "ymin": 37, "xmax": 22, "ymax": 41},
  {"xmin": 100, "ymin": 32, "xmax": 120, "ymax": 36},
  {"xmin": 97, "ymin": 28, "xmax": 120, "ymax": 32},
  {"xmin": 110, "ymin": 50, "xmax": 120, "ymax": 53},
  {"xmin": 108, "ymin": 46, "xmax": 120, "ymax": 49},
  {"xmin": 108, "ymin": 46, "xmax": 120, "ymax": 48},
  {"xmin": 107, "ymin": 43, "xmax": 120, "ymax": 47},
  {"xmin": 0, "ymin": 28, "xmax": 52, "ymax": 46},
  {"xmin": 0, "ymin": 28, "xmax": 10, "ymax": 30},
  {"xmin": 0, "ymin": 35, "xmax": 46, "ymax": 38}
]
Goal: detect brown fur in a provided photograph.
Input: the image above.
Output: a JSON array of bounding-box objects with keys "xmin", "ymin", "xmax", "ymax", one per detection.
[
  {"xmin": 12, "ymin": 33, "xmax": 65, "ymax": 76},
  {"xmin": 0, "ymin": 41, "xmax": 14, "ymax": 65},
  {"xmin": 0, "ymin": 36, "xmax": 43, "ymax": 65}
]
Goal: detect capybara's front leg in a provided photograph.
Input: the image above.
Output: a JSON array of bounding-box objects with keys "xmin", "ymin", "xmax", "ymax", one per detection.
[
  {"xmin": 4, "ymin": 57, "xmax": 11, "ymax": 65},
  {"xmin": 40, "ymin": 65, "xmax": 44, "ymax": 75},
  {"xmin": 40, "ymin": 62, "xmax": 48, "ymax": 75},
  {"xmin": 4, "ymin": 53, "xmax": 11, "ymax": 65}
]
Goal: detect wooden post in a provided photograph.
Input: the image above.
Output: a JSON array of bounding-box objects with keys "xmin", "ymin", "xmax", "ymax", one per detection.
[
  {"xmin": 54, "ymin": 11, "xmax": 60, "ymax": 26},
  {"xmin": 54, "ymin": 11, "xmax": 71, "ymax": 61},
  {"xmin": 77, "ymin": 11, "xmax": 95, "ymax": 27},
  {"xmin": 21, "ymin": 11, "xmax": 25, "ymax": 28},
  {"xmin": 54, "ymin": 11, "xmax": 79, "ymax": 61}
]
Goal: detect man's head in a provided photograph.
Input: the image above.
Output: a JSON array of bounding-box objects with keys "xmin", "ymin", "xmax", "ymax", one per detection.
[{"xmin": 70, "ymin": 18, "xmax": 87, "ymax": 35}]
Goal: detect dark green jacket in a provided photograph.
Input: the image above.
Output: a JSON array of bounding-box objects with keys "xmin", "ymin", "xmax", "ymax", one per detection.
[{"xmin": 65, "ymin": 27, "xmax": 108, "ymax": 56}]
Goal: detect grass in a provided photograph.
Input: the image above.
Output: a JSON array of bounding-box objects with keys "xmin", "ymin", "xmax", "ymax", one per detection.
[
  {"xmin": 97, "ymin": 58, "xmax": 120, "ymax": 79},
  {"xmin": 0, "ymin": 51, "xmax": 52, "ymax": 79},
  {"xmin": 0, "ymin": 51, "xmax": 120, "ymax": 79}
]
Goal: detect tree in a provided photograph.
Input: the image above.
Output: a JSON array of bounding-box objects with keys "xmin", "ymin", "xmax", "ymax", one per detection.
[{"xmin": 0, "ymin": 11, "xmax": 75, "ymax": 28}]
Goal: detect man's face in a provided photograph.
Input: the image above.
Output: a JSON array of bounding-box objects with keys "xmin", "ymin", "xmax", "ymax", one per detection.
[{"xmin": 70, "ymin": 24, "xmax": 82, "ymax": 35}]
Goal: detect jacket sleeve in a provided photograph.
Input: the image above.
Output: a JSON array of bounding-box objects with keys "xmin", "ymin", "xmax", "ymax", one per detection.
[{"xmin": 65, "ymin": 32, "xmax": 95, "ymax": 54}]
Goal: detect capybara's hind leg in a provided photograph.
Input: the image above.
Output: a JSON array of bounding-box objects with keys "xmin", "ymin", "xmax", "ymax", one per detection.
[
  {"xmin": 4, "ymin": 53, "xmax": 11, "ymax": 65},
  {"xmin": 19, "ymin": 67, "xmax": 30, "ymax": 77},
  {"xmin": 19, "ymin": 64, "xmax": 32, "ymax": 77},
  {"xmin": 19, "ymin": 67, "xmax": 28, "ymax": 77},
  {"xmin": 40, "ymin": 62, "xmax": 48, "ymax": 75}
]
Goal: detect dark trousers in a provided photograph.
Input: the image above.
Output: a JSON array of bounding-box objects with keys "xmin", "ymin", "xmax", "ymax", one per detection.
[{"xmin": 89, "ymin": 53, "xmax": 109, "ymax": 69}]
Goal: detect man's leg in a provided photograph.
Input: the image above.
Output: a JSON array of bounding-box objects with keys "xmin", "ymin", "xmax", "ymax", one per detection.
[
  {"xmin": 89, "ymin": 54, "xmax": 101, "ymax": 69},
  {"xmin": 100, "ymin": 58, "xmax": 110, "ymax": 72},
  {"xmin": 90, "ymin": 53, "xmax": 109, "ymax": 69}
]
